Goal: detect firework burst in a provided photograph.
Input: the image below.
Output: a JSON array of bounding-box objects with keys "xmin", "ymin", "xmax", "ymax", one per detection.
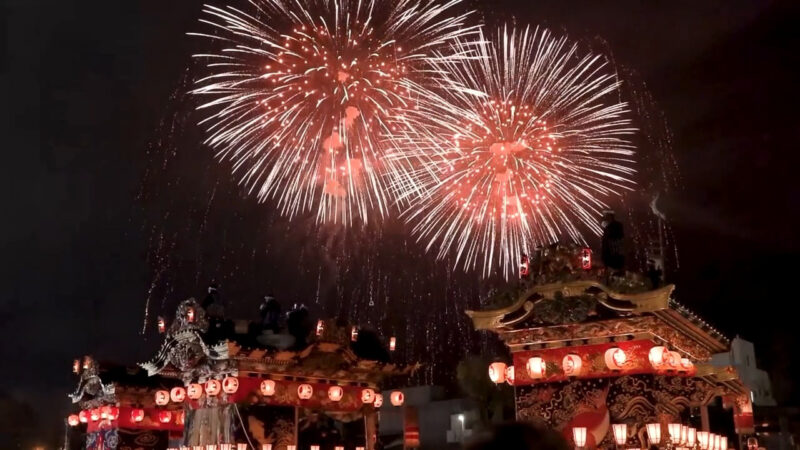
[
  {"xmin": 190, "ymin": 0, "xmax": 472, "ymax": 225},
  {"xmin": 390, "ymin": 26, "xmax": 637, "ymax": 276}
]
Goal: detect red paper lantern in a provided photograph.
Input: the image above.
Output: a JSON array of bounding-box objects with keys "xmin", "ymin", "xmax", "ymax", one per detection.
[
  {"xmin": 170, "ymin": 387, "xmax": 186, "ymax": 403},
  {"xmin": 187, "ymin": 307, "xmax": 195, "ymax": 323},
  {"xmin": 390, "ymin": 391, "xmax": 404, "ymax": 406},
  {"xmin": 89, "ymin": 409, "xmax": 100, "ymax": 422},
  {"xmin": 580, "ymin": 248, "xmax": 592, "ymax": 270},
  {"xmin": 176, "ymin": 410, "xmax": 185, "ymax": 425},
  {"xmin": 222, "ymin": 376, "xmax": 239, "ymax": 394},
  {"xmin": 154, "ymin": 390, "xmax": 170, "ymax": 405},
  {"xmin": 525, "ymin": 358, "xmax": 545, "ymax": 379},
  {"xmin": 187, "ymin": 383, "xmax": 203, "ymax": 400},
  {"xmin": 489, "ymin": 362, "xmax": 508, "ymax": 383},
  {"xmin": 316, "ymin": 320, "xmax": 325, "ymax": 336},
  {"xmin": 562, "ymin": 354, "xmax": 583, "ymax": 376},
  {"xmin": 389, "ymin": 337, "xmax": 396, "ymax": 352},
  {"xmin": 260, "ymin": 380, "xmax": 276, "ymax": 396},
  {"xmin": 351, "ymin": 326, "xmax": 359, "ymax": 342},
  {"xmin": 68, "ymin": 415, "xmax": 80, "ymax": 426},
  {"xmin": 604, "ymin": 347, "xmax": 627, "ymax": 370},
  {"xmin": 680, "ymin": 358, "xmax": 694, "ymax": 371},
  {"xmin": 649, "ymin": 346, "xmax": 668, "ymax": 368},
  {"xmin": 374, "ymin": 394, "xmax": 384, "ymax": 408},
  {"xmin": 157, "ymin": 316, "xmax": 166, "ymax": 333},
  {"xmin": 106, "ymin": 406, "xmax": 119, "ymax": 421},
  {"xmin": 78, "ymin": 410, "xmax": 89, "ymax": 423},
  {"xmin": 667, "ymin": 351, "xmax": 682, "ymax": 369},
  {"xmin": 100, "ymin": 405, "xmax": 111, "ymax": 419},
  {"xmin": 130, "ymin": 408, "xmax": 145, "ymax": 423},
  {"xmin": 328, "ymin": 386, "xmax": 344, "ymax": 402},
  {"xmin": 361, "ymin": 388, "xmax": 376, "ymax": 404},
  {"xmin": 205, "ymin": 380, "xmax": 222, "ymax": 396},
  {"xmin": 505, "ymin": 366, "xmax": 515, "ymax": 385},
  {"xmin": 297, "ymin": 384, "xmax": 313, "ymax": 400},
  {"xmin": 72, "ymin": 359, "xmax": 80, "ymax": 374},
  {"xmin": 158, "ymin": 410, "xmax": 172, "ymax": 424}
]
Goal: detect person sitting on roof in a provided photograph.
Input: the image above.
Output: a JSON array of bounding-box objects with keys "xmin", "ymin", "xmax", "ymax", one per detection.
[{"xmin": 259, "ymin": 293, "xmax": 282, "ymax": 333}]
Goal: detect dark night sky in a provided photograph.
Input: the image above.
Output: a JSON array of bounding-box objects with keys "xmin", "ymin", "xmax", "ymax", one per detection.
[{"xmin": 3, "ymin": 0, "xmax": 800, "ymax": 442}]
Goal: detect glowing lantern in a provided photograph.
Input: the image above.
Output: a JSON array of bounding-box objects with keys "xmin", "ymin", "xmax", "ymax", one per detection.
[
  {"xmin": 361, "ymin": 388, "xmax": 376, "ymax": 404},
  {"xmin": 130, "ymin": 409, "xmax": 145, "ymax": 423},
  {"xmin": 389, "ymin": 337, "xmax": 396, "ymax": 351},
  {"xmin": 297, "ymin": 384, "xmax": 313, "ymax": 400},
  {"xmin": 505, "ymin": 366, "xmax": 515, "ymax": 385},
  {"xmin": 681, "ymin": 425, "xmax": 689, "ymax": 445},
  {"xmin": 78, "ymin": 410, "xmax": 89, "ymax": 423},
  {"xmin": 688, "ymin": 428, "xmax": 697, "ymax": 447},
  {"xmin": 83, "ymin": 356, "xmax": 92, "ymax": 370},
  {"xmin": 520, "ymin": 254, "xmax": 530, "ymax": 277},
  {"xmin": 697, "ymin": 431, "xmax": 710, "ymax": 450},
  {"xmin": 262, "ymin": 445, "xmax": 273, "ymax": 450},
  {"xmin": 100, "ymin": 405, "xmax": 111, "ymax": 419},
  {"xmin": 222, "ymin": 376, "xmax": 239, "ymax": 394},
  {"xmin": 187, "ymin": 383, "xmax": 203, "ymax": 400},
  {"xmin": 205, "ymin": 380, "xmax": 222, "ymax": 396},
  {"xmin": 572, "ymin": 427, "xmax": 587, "ymax": 447},
  {"xmin": 311, "ymin": 446, "xmax": 320, "ymax": 450},
  {"xmin": 604, "ymin": 347, "xmax": 627, "ymax": 370},
  {"xmin": 681, "ymin": 358, "xmax": 693, "ymax": 371},
  {"xmin": 488, "ymin": 362, "xmax": 507, "ymax": 383},
  {"xmin": 612, "ymin": 424, "xmax": 627, "ymax": 445},
  {"xmin": 374, "ymin": 394, "xmax": 384, "ymax": 408},
  {"xmin": 288, "ymin": 446, "xmax": 296, "ymax": 450},
  {"xmin": 89, "ymin": 409, "xmax": 100, "ymax": 422},
  {"xmin": 328, "ymin": 386, "xmax": 344, "ymax": 402},
  {"xmin": 335, "ymin": 447, "xmax": 344, "ymax": 450},
  {"xmin": 157, "ymin": 316, "xmax": 166, "ymax": 333},
  {"xmin": 351, "ymin": 326, "xmax": 359, "ymax": 342},
  {"xmin": 390, "ymin": 391, "xmax": 404, "ymax": 406},
  {"xmin": 158, "ymin": 410, "xmax": 172, "ymax": 424},
  {"xmin": 562, "ymin": 354, "xmax": 583, "ymax": 376},
  {"xmin": 72, "ymin": 359, "xmax": 80, "ymax": 374},
  {"xmin": 107, "ymin": 406, "xmax": 119, "ymax": 421},
  {"xmin": 580, "ymin": 248, "xmax": 592, "ymax": 270},
  {"xmin": 721, "ymin": 436, "xmax": 728, "ymax": 450},
  {"xmin": 176, "ymin": 411, "xmax": 186, "ymax": 425},
  {"xmin": 155, "ymin": 390, "xmax": 170, "ymax": 406},
  {"xmin": 526, "ymin": 357, "xmax": 546, "ymax": 379},
  {"xmin": 668, "ymin": 351, "xmax": 682, "ymax": 369},
  {"xmin": 649, "ymin": 346, "xmax": 667, "ymax": 368},
  {"xmin": 170, "ymin": 387, "xmax": 186, "ymax": 403},
  {"xmin": 187, "ymin": 307, "xmax": 195, "ymax": 323},
  {"xmin": 668, "ymin": 423, "xmax": 682, "ymax": 444},
  {"xmin": 238, "ymin": 445, "xmax": 248, "ymax": 450},
  {"xmin": 316, "ymin": 320, "xmax": 324, "ymax": 336},
  {"xmin": 68, "ymin": 415, "xmax": 80, "ymax": 426},
  {"xmin": 646, "ymin": 423, "xmax": 662, "ymax": 445},
  {"xmin": 260, "ymin": 380, "xmax": 276, "ymax": 396}
]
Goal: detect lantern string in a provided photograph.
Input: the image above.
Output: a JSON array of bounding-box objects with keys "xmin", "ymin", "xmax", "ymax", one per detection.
[{"xmin": 233, "ymin": 404, "xmax": 256, "ymax": 450}]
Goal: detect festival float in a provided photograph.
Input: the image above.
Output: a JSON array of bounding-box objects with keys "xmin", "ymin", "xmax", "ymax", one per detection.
[
  {"xmin": 65, "ymin": 297, "xmax": 416, "ymax": 450},
  {"xmin": 468, "ymin": 243, "xmax": 754, "ymax": 449}
]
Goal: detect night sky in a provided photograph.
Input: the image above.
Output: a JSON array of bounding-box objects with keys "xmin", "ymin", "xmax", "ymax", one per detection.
[{"xmin": 3, "ymin": 0, "xmax": 800, "ymax": 445}]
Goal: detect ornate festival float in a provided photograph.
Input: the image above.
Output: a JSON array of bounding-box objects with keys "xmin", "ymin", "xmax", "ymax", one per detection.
[
  {"xmin": 467, "ymin": 221, "xmax": 756, "ymax": 450},
  {"xmin": 66, "ymin": 292, "xmax": 416, "ymax": 450}
]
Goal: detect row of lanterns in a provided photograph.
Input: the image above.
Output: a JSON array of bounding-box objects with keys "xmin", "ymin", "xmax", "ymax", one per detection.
[
  {"xmin": 570, "ymin": 423, "xmax": 728, "ymax": 449},
  {"xmin": 166, "ymin": 445, "xmax": 366, "ymax": 450},
  {"xmin": 68, "ymin": 408, "xmax": 184, "ymax": 426},
  {"xmin": 155, "ymin": 378, "xmax": 406, "ymax": 407},
  {"xmin": 489, "ymin": 346, "xmax": 695, "ymax": 384}
]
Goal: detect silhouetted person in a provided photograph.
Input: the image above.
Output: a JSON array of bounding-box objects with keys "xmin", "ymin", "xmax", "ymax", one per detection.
[
  {"xmin": 202, "ymin": 283, "xmax": 225, "ymax": 319},
  {"xmin": 287, "ymin": 304, "xmax": 312, "ymax": 349},
  {"xmin": 259, "ymin": 294, "xmax": 282, "ymax": 333},
  {"xmin": 646, "ymin": 258, "xmax": 663, "ymax": 289},
  {"xmin": 465, "ymin": 422, "xmax": 569, "ymax": 450},
  {"xmin": 600, "ymin": 210, "xmax": 625, "ymax": 271}
]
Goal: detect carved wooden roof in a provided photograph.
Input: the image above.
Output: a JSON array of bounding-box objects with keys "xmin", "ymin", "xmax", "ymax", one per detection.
[{"xmin": 466, "ymin": 280, "xmax": 729, "ymax": 362}]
